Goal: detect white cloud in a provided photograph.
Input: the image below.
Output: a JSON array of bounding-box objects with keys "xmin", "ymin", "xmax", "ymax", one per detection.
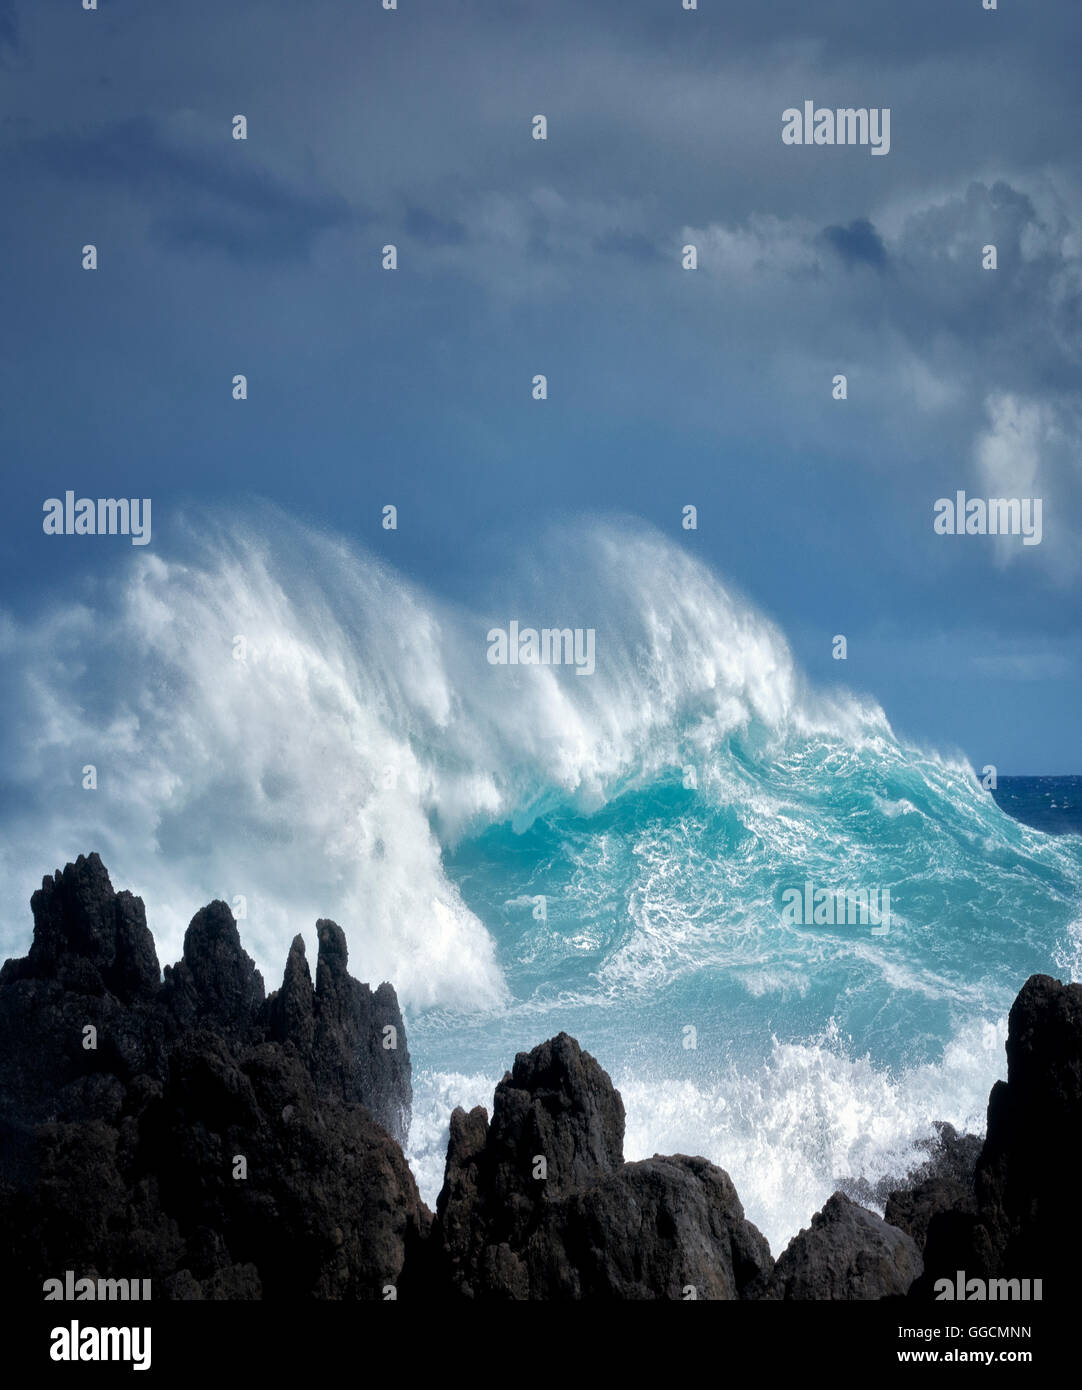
[{"xmin": 973, "ymin": 392, "xmax": 1080, "ymax": 578}]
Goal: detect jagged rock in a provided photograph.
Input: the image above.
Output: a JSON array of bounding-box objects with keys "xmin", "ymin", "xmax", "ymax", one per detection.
[
  {"xmin": 5, "ymin": 861, "xmax": 1081, "ymax": 1303},
  {"xmin": 527, "ymin": 1155, "xmax": 773, "ymax": 1299},
  {"xmin": 879, "ymin": 1121, "xmax": 981, "ymax": 1254},
  {"xmin": 838, "ymin": 1121, "xmax": 982, "ymax": 1215},
  {"xmin": 312, "ymin": 920, "xmax": 412, "ymax": 1146},
  {"xmin": 263, "ymin": 921, "xmax": 411, "ymax": 1146},
  {"xmin": 920, "ymin": 1121, "xmax": 984, "ymax": 1189},
  {"xmin": 766, "ymin": 1191, "xmax": 923, "ymax": 1300},
  {"xmin": 914, "ymin": 974, "xmax": 1082, "ymax": 1299},
  {"xmin": 0, "ymin": 857, "xmax": 164, "ymax": 1149},
  {"xmin": 0, "ymin": 854, "xmax": 423, "ymax": 1301},
  {"xmin": 161, "ymin": 901, "xmax": 265, "ymax": 1043},
  {"xmin": 980, "ymin": 975, "xmax": 1082, "ymax": 1271},
  {"xmin": 885, "ymin": 1176, "xmax": 976, "ymax": 1255},
  {"xmin": 266, "ymin": 935, "xmax": 316, "ymax": 1053},
  {"xmin": 480, "ymin": 1031, "xmax": 624, "ymax": 1243},
  {"xmin": 435, "ymin": 1104, "xmax": 490, "ymax": 1275},
  {"xmin": 433, "ymin": 1032, "xmax": 772, "ymax": 1299},
  {"xmin": 144, "ymin": 1031, "xmax": 425, "ymax": 1299},
  {"xmin": 25, "ymin": 854, "xmax": 160, "ymax": 1002}
]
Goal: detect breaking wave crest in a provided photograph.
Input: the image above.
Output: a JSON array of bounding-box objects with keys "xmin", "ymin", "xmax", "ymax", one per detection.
[{"xmin": 3, "ymin": 508, "xmax": 1080, "ymax": 1249}]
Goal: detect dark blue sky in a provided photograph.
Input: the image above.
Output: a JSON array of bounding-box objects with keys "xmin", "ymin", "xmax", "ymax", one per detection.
[{"xmin": 1, "ymin": 0, "xmax": 1080, "ymax": 771}]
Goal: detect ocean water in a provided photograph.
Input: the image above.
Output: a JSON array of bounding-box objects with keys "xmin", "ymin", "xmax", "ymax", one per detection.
[
  {"xmin": 992, "ymin": 776, "xmax": 1082, "ymax": 837},
  {"xmin": 1, "ymin": 513, "xmax": 1080, "ymax": 1258},
  {"xmin": 408, "ymin": 748, "xmax": 1082, "ymax": 1258}
]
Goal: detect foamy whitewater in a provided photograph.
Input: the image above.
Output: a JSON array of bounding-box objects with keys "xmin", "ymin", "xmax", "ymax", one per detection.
[{"xmin": 2, "ymin": 511, "xmax": 1080, "ymax": 1256}]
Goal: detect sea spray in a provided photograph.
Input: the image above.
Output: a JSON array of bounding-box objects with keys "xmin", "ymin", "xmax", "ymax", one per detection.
[{"xmin": 3, "ymin": 510, "xmax": 1081, "ymax": 1253}]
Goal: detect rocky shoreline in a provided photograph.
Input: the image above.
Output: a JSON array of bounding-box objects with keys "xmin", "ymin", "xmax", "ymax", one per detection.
[{"xmin": 1, "ymin": 855, "xmax": 1078, "ymax": 1301}]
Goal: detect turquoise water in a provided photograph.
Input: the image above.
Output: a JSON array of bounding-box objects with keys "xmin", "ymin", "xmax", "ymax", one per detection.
[
  {"xmin": 406, "ymin": 734, "xmax": 1082, "ymax": 1254},
  {"xmin": 2, "ymin": 515, "xmax": 1079, "ymax": 1255}
]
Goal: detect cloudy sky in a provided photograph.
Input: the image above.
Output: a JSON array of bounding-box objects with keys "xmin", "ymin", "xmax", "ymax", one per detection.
[{"xmin": 1, "ymin": 0, "xmax": 1080, "ymax": 772}]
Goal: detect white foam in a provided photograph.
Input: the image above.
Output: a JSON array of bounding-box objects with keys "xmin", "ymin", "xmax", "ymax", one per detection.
[
  {"xmin": 0, "ymin": 511, "xmax": 903, "ymax": 1007},
  {"xmin": 5, "ymin": 511, "xmax": 1065, "ymax": 1019},
  {"xmin": 0, "ymin": 520, "xmax": 508, "ymax": 1009},
  {"xmin": 1053, "ymin": 918, "xmax": 1082, "ymax": 982},
  {"xmin": 407, "ymin": 1068, "xmax": 500, "ymax": 1208},
  {"xmin": 617, "ymin": 1014, "xmax": 1006, "ymax": 1257},
  {"xmin": 406, "ymin": 1016, "xmax": 1006, "ymax": 1255}
]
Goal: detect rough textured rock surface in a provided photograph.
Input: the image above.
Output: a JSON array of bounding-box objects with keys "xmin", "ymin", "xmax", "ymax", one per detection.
[
  {"xmin": 766, "ymin": 1191, "xmax": 923, "ymax": 1300},
  {"xmin": 840, "ymin": 1120, "xmax": 981, "ymax": 1217},
  {"xmin": 432, "ymin": 1031, "xmax": 773, "ymax": 1299},
  {"xmin": 911, "ymin": 974, "xmax": 1082, "ymax": 1300},
  {"xmin": 0, "ymin": 854, "xmax": 424, "ymax": 1301},
  {"xmin": 917, "ymin": 1121, "xmax": 984, "ymax": 1190},
  {"xmin": 879, "ymin": 1121, "xmax": 981, "ymax": 1254},
  {"xmin": 885, "ymin": 1176, "xmax": 977, "ymax": 1257},
  {"xmin": 526, "ymin": 1156, "xmax": 775, "ymax": 1299},
  {"xmin": 3, "ymin": 861, "xmax": 1080, "ymax": 1303}
]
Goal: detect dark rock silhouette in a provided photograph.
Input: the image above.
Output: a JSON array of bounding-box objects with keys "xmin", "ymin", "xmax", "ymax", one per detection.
[
  {"xmin": 0, "ymin": 854, "xmax": 422, "ymax": 1300},
  {"xmin": 835, "ymin": 1120, "xmax": 984, "ymax": 1262},
  {"xmin": 432, "ymin": 1032, "xmax": 774, "ymax": 1298},
  {"xmin": 161, "ymin": 899, "xmax": 265, "ymax": 1043},
  {"xmin": 2, "ymin": 855, "xmax": 1080, "ymax": 1301},
  {"xmin": 885, "ymin": 1175, "xmax": 977, "ymax": 1260},
  {"xmin": 916, "ymin": 1121, "xmax": 984, "ymax": 1190},
  {"xmin": 882, "ymin": 1122, "xmax": 980, "ymax": 1255},
  {"xmin": 905, "ymin": 974, "xmax": 1082, "ymax": 1300},
  {"xmin": 838, "ymin": 1119, "xmax": 981, "ymax": 1219},
  {"xmin": 763, "ymin": 1191, "xmax": 922, "ymax": 1300}
]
